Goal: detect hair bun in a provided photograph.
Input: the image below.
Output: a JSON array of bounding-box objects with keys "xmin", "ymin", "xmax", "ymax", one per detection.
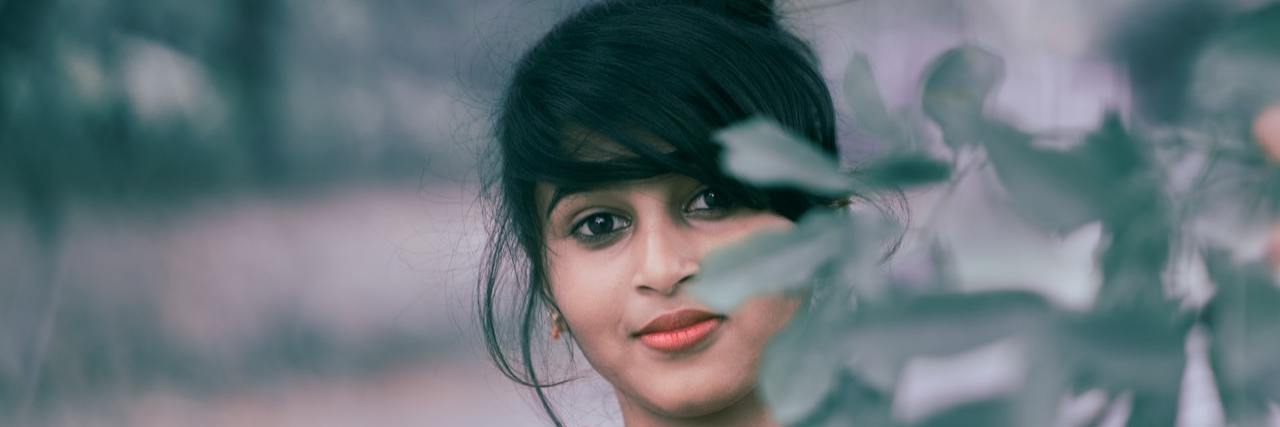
[{"xmin": 685, "ymin": 0, "xmax": 778, "ymax": 27}]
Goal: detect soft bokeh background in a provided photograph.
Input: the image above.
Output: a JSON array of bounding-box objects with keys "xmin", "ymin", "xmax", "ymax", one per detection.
[{"xmin": 3, "ymin": 0, "xmax": 1275, "ymax": 426}]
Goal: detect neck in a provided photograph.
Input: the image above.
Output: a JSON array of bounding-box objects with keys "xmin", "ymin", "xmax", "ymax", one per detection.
[{"xmin": 616, "ymin": 390, "xmax": 780, "ymax": 427}]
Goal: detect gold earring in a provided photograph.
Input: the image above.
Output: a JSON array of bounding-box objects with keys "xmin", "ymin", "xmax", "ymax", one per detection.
[{"xmin": 550, "ymin": 311, "xmax": 563, "ymax": 340}]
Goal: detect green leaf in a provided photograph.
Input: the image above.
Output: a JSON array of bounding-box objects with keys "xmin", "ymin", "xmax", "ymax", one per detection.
[
  {"xmin": 847, "ymin": 291, "xmax": 1048, "ymax": 361},
  {"xmin": 1126, "ymin": 392, "xmax": 1183, "ymax": 427},
  {"xmin": 852, "ymin": 155, "xmax": 952, "ymax": 190},
  {"xmin": 1021, "ymin": 292, "xmax": 1188, "ymax": 426},
  {"xmin": 791, "ymin": 371, "xmax": 893, "ymax": 427},
  {"xmin": 912, "ymin": 398, "xmax": 1017, "ymax": 427},
  {"xmin": 1180, "ymin": 7, "xmax": 1280, "ymax": 263},
  {"xmin": 1061, "ymin": 113, "xmax": 1152, "ymax": 225},
  {"xmin": 840, "ymin": 291, "xmax": 1049, "ymax": 396},
  {"xmin": 921, "ymin": 49, "xmax": 1160, "ymax": 236},
  {"xmin": 1055, "ymin": 308, "xmax": 1189, "ymax": 392},
  {"xmin": 981, "ymin": 114, "xmax": 1150, "ymax": 234},
  {"xmin": 843, "ymin": 52, "xmax": 908, "ymax": 147},
  {"xmin": 980, "ymin": 124, "xmax": 1099, "ymax": 232},
  {"xmin": 1204, "ymin": 250, "xmax": 1280, "ymax": 426},
  {"xmin": 922, "ymin": 47, "xmax": 1160, "ymax": 237},
  {"xmin": 921, "ymin": 45, "xmax": 1004, "ymax": 149},
  {"xmin": 1105, "ymin": 0, "xmax": 1226, "ymax": 123},
  {"xmin": 1189, "ymin": 5, "xmax": 1280, "ymax": 126},
  {"xmin": 965, "ymin": 113, "xmax": 1174, "ymax": 308},
  {"xmin": 759, "ymin": 285, "xmax": 862, "ymax": 425},
  {"xmin": 1187, "ymin": 160, "xmax": 1280, "ymax": 263},
  {"xmin": 1095, "ymin": 210, "xmax": 1175, "ymax": 310},
  {"xmin": 1049, "ymin": 285, "xmax": 1187, "ymax": 424},
  {"xmin": 1010, "ymin": 352, "xmax": 1070, "ymax": 427},
  {"xmin": 761, "ymin": 290, "xmax": 1050, "ymax": 426},
  {"xmin": 714, "ymin": 117, "xmax": 852, "ymax": 196},
  {"xmin": 689, "ymin": 210, "xmax": 855, "ymax": 312}
]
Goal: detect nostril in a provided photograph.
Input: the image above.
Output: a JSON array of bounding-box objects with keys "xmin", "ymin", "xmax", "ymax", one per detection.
[{"xmin": 674, "ymin": 273, "xmax": 697, "ymax": 290}]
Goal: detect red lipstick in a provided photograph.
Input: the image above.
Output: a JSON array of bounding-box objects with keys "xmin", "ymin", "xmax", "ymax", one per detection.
[{"xmin": 635, "ymin": 309, "xmax": 724, "ymax": 352}]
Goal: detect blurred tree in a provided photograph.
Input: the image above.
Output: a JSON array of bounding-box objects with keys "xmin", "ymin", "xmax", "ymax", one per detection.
[{"xmin": 1, "ymin": 0, "xmax": 444, "ymax": 420}]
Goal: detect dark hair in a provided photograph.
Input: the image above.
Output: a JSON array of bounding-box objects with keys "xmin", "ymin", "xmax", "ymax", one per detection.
[{"xmin": 477, "ymin": 1, "xmax": 838, "ymax": 424}]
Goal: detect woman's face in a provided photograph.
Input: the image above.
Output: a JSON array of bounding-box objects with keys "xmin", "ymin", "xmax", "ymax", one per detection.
[{"xmin": 538, "ymin": 173, "xmax": 800, "ymax": 420}]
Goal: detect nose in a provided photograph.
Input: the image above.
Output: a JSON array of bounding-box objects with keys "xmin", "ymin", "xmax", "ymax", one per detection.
[{"xmin": 631, "ymin": 217, "xmax": 700, "ymax": 296}]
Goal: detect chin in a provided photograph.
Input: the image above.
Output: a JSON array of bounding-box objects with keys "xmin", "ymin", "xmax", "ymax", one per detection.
[
  {"xmin": 585, "ymin": 337, "xmax": 759, "ymax": 420},
  {"xmin": 630, "ymin": 358, "xmax": 760, "ymax": 418}
]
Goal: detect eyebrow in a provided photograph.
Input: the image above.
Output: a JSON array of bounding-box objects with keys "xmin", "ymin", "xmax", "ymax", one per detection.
[
  {"xmin": 543, "ymin": 174, "xmax": 698, "ymax": 221},
  {"xmin": 542, "ymin": 178, "xmax": 643, "ymax": 220},
  {"xmin": 544, "ymin": 187, "xmax": 580, "ymax": 220},
  {"xmin": 544, "ymin": 182, "xmax": 612, "ymax": 220}
]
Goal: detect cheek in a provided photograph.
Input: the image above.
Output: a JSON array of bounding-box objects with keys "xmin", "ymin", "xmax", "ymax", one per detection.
[
  {"xmin": 545, "ymin": 246, "xmax": 625, "ymax": 352},
  {"xmin": 730, "ymin": 295, "xmax": 802, "ymax": 351},
  {"xmin": 708, "ymin": 212, "xmax": 793, "ymax": 244}
]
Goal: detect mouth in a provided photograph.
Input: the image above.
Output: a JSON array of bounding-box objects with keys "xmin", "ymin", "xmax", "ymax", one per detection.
[{"xmin": 634, "ymin": 309, "xmax": 725, "ymax": 352}]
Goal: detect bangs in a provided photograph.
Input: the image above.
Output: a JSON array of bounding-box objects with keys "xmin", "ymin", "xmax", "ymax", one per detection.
[
  {"xmin": 497, "ymin": 2, "xmax": 836, "ymax": 205},
  {"xmin": 513, "ymin": 127, "xmax": 773, "ymax": 212}
]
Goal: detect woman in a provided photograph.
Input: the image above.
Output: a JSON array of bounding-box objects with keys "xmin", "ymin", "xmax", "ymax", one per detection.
[
  {"xmin": 476, "ymin": 0, "xmax": 1280, "ymax": 425},
  {"xmin": 477, "ymin": 0, "xmax": 837, "ymax": 425}
]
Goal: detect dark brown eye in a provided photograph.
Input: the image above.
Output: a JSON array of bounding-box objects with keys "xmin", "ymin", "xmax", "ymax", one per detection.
[
  {"xmin": 573, "ymin": 213, "xmax": 630, "ymax": 239},
  {"xmin": 686, "ymin": 188, "xmax": 737, "ymax": 213}
]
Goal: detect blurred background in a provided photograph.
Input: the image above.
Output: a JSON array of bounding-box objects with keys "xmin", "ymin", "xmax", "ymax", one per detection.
[
  {"xmin": 2, "ymin": 0, "xmax": 1274, "ymax": 426},
  {"xmin": 1, "ymin": 0, "xmax": 580, "ymax": 425}
]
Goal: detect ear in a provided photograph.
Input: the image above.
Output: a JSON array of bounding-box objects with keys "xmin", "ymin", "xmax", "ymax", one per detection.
[{"xmin": 549, "ymin": 310, "xmax": 567, "ymax": 340}]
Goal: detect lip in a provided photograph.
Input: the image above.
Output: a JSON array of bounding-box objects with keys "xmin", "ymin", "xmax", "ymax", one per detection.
[{"xmin": 634, "ymin": 309, "xmax": 725, "ymax": 352}]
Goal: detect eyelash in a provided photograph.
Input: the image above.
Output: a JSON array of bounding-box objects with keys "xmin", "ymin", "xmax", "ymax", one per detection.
[
  {"xmin": 684, "ymin": 187, "xmax": 738, "ymax": 218},
  {"xmin": 570, "ymin": 213, "xmax": 631, "ymax": 245},
  {"xmin": 567, "ymin": 188, "xmax": 739, "ymax": 245}
]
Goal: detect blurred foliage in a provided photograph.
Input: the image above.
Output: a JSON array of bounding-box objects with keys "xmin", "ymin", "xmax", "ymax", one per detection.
[
  {"xmin": 0, "ymin": 0, "xmax": 439, "ymax": 214},
  {"xmin": 698, "ymin": 2, "xmax": 1280, "ymax": 426},
  {"xmin": 1, "ymin": 0, "xmax": 462, "ymax": 421}
]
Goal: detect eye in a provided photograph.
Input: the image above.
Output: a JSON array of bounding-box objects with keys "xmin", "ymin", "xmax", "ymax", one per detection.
[
  {"xmin": 571, "ymin": 212, "xmax": 631, "ymax": 242},
  {"xmin": 685, "ymin": 187, "xmax": 739, "ymax": 215}
]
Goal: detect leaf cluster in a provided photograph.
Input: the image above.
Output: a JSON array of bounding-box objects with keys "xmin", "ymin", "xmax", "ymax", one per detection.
[{"xmin": 696, "ymin": 4, "xmax": 1280, "ymax": 426}]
